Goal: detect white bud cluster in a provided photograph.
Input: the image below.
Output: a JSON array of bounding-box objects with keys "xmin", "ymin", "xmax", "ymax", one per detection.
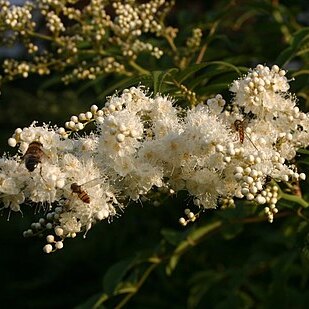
[
  {"xmin": 27, "ymin": 42, "xmax": 38, "ymax": 54},
  {"xmin": 2, "ymin": 4, "xmax": 33, "ymax": 31},
  {"xmin": 234, "ymin": 166, "xmax": 264, "ymax": 202},
  {"xmin": 230, "ymin": 64, "xmax": 295, "ymax": 119},
  {"xmin": 219, "ymin": 197, "xmax": 236, "ymax": 209},
  {"xmin": 3, "ymin": 59, "xmax": 31, "ymax": 79},
  {"xmin": 64, "ymin": 105, "xmax": 104, "ymax": 133},
  {"xmin": 0, "ymin": 0, "xmax": 174, "ymax": 84},
  {"xmin": 46, "ymin": 11, "xmax": 65, "ymax": 33},
  {"xmin": 128, "ymin": 40, "xmax": 164, "ymax": 59},
  {"xmin": 112, "ymin": 2, "xmax": 142, "ymax": 37},
  {"xmin": 7, "ymin": 122, "xmax": 64, "ymax": 160},
  {"xmin": 179, "ymin": 208, "xmax": 200, "ymax": 226},
  {"xmin": 25, "ymin": 211, "xmax": 54, "ymax": 232},
  {"xmin": 186, "ymin": 28, "xmax": 203, "ymax": 49},
  {"xmin": 264, "ymin": 186, "xmax": 279, "ymax": 223},
  {"xmin": 112, "ymin": 0, "xmax": 164, "ymax": 37}
]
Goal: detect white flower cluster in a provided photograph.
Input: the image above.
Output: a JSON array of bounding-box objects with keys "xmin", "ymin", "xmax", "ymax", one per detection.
[
  {"xmin": 1, "ymin": 64, "xmax": 308, "ymax": 252},
  {"xmin": 3, "ymin": 123, "xmax": 120, "ymax": 253}
]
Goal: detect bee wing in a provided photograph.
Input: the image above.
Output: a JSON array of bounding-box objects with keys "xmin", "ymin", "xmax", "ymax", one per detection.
[
  {"xmin": 242, "ymin": 117, "xmax": 250, "ymax": 128},
  {"xmin": 81, "ymin": 177, "xmax": 103, "ymax": 189},
  {"xmin": 244, "ymin": 131, "xmax": 259, "ymax": 151}
]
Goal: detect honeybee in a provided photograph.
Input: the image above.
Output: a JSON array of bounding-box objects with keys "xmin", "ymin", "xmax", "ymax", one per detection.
[
  {"xmin": 70, "ymin": 182, "xmax": 90, "ymax": 204},
  {"xmin": 233, "ymin": 119, "xmax": 258, "ymax": 151},
  {"xmin": 23, "ymin": 141, "xmax": 44, "ymax": 172}
]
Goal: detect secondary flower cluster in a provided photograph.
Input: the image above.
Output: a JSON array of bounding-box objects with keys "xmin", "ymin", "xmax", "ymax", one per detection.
[
  {"xmin": 0, "ymin": 0, "xmax": 202, "ymax": 86},
  {"xmin": 1, "ymin": 64, "xmax": 308, "ymax": 252}
]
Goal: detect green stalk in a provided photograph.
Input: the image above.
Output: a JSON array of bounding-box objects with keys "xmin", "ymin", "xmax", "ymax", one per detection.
[
  {"xmin": 128, "ymin": 60, "xmax": 150, "ymax": 75},
  {"xmin": 280, "ymin": 192, "xmax": 309, "ymax": 208}
]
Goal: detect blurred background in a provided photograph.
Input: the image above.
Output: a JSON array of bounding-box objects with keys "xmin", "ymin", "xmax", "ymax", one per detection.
[{"xmin": 1, "ymin": 0, "xmax": 309, "ymax": 308}]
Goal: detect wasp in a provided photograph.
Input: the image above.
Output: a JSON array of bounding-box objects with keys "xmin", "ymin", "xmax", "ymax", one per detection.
[
  {"xmin": 23, "ymin": 141, "xmax": 45, "ymax": 172},
  {"xmin": 233, "ymin": 119, "xmax": 258, "ymax": 151},
  {"xmin": 70, "ymin": 182, "xmax": 91, "ymax": 204}
]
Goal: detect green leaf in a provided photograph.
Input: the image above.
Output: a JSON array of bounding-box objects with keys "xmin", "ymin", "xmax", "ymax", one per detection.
[
  {"xmin": 175, "ymin": 63, "xmax": 209, "ymax": 83},
  {"xmin": 291, "ymin": 28, "xmax": 309, "ymax": 49},
  {"xmin": 276, "ymin": 47, "xmax": 295, "ymax": 67},
  {"xmin": 188, "ymin": 270, "xmax": 225, "ymax": 308},
  {"xmin": 151, "ymin": 69, "xmax": 177, "ymax": 94},
  {"xmin": 297, "ymin": 148, "xmax": 309, "ymax": 155},
  {"xmin": 161, "ymin": 228, "xmax": 186, "ymax": 246},
  {"xmin": 280, "ymin": 192, "xmax": 309, "ymax": 208},
  {"xmin": 165, "ymin": 254, "xmax": 180, "ymax": 276},
  {"xmin": 199, "ymin": 82, "xmax": 231, "ymax": 95},
  {"xmin": 292, "ymin": 70, "xmax": 309, "ymax": 78},
  {"xmin": 276, "ymin": 28, "xmax": 309, "ymax": 66},
  {"xmin": 175, "ymin": 61, "xmax": 241, "ymax": 84},
  {"xmin": 103, "ymin": 257, "xmax": 136, "ymax": 295},
  {"xmin": 221, "ymin": 223, "xmax": 244, "ymax": 240},
  {"xmin": 187, "ymin": 220, "xmax": 222, "ymax": 243},
  {"xmin": 38, "ymin": 75, "xmax": 63, "ymax": 90}
]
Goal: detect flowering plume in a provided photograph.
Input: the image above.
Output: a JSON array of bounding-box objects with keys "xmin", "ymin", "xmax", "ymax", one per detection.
[{"xmin": 1, "ymin": 64, "xmax": 308, "ymax": 253}]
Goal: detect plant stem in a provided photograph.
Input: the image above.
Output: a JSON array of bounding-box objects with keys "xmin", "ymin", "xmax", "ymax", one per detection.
[
  {"xmin": 115, "ymin": 263, "xmax": 158, "ymax": 309},
  {"xmin": 163, "ymin": 32, "xmax": 177, "ymax": 54},
  {"xmin": 196, "ymin": 20, "xmax": 219, "ymax": 64},
  {"xmin": 128, "ymin": 60, "xmax": 150, "ymax": 75},
  {"xmin": 280, "ymin": 192, "xmax": 309, "ymax": 208},
  {"xmin": 26, "ymin": 30, "xmax": 54, "ymax": 42}
]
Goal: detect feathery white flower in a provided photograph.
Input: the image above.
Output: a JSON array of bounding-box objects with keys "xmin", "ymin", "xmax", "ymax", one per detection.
[{"xmin": 2, "ymin": 64, "xmax": 309, "ymax": 252}]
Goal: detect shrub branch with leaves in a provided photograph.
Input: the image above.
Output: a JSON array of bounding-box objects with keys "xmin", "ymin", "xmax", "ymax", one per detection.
[{"xmin": 1, "ymin": 1, "xmax": 309, "ymax": 308}]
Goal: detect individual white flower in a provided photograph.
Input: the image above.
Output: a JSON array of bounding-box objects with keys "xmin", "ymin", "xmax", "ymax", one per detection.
[
  {"xmin": 149, "ymin": 95, "xmax": 177, "ymax": 120},
  {"xmin": 110, "ymin": 156, "xmax": 135, "ymax": 177},
  {"xmin": 97, "ymin": 110, "xmax": 144, "ymax": 169},
  {"xmin": 0, "ymin": 177, "xmax": 20, "ymax": 195},
  {"xmin": 2, "ymin": 192, "xmax": 25, "ymax": 212},
  {"xmin": 0, "ymin": 157, "xmax": 29, "ymax": 211},
  {"xmin": 151, "ymin": 115, "xmax": 182, "ymax": 139},
  {"xmin": 25, "ymin": 163, "xmax": 65, "ymax": 204},
  {"xmin": 138, "ymin": 139, "xmax": 163, "ymax": 165},
  {"xmin": 76, "ymin": 134, "xmax": 98, "ymax": 153},
  {"xmin": 182, "ymin": 106, "xmax": 231, "ymax": 156},
  {"xmin": 206, "ymin": 94, "xmax": 226, "ymax": 115},
  {"xmin": 61, "ymin": 153, "xmax": 82, "ymax": 173},
  {"xmin": 123, "ymin": 86, "xmax": 153, "ymax": 113},
  {"xmin": 59, "ymin": 212, "xmax": 82, "ymax": 236},
  {"xmin": 149, "ymin": 133, "xmax": 185, "ymax": 168},
  {"xmin": 185, "ymin": 168, "xmax": 222, "ymax": 209},
  {"xmin": 116, "ymin": 158, "xmax": 164, "ymax": 200}
]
